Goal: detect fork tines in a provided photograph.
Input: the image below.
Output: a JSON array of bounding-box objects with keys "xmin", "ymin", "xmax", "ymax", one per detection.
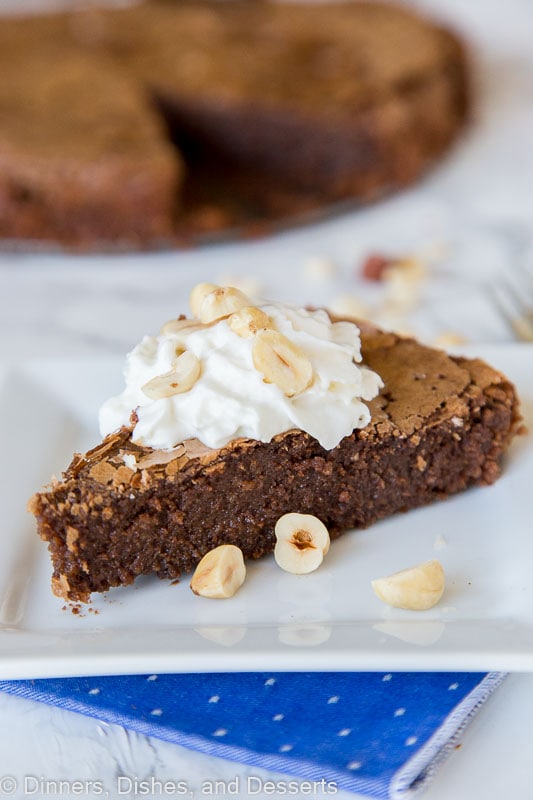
[{"xmin": 488, "ymin": 270, "xmax": 533, "ymax": 342}]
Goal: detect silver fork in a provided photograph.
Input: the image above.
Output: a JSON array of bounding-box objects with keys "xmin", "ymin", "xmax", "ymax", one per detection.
[{"xmin": 488, "ymin": 269, "xmax": 533, "ymax": 342}]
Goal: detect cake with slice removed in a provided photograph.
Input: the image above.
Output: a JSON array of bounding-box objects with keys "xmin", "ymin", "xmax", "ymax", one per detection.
[
  {"xmin": 28, "ymin": 286, "xmax": 522, "ymax": 602},
  {"xmin": 0, "ymin": 0, "xmax": 468, "ymax": 246}
]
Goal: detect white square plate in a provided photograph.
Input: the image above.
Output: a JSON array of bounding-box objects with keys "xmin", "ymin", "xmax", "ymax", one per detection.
[{"xmin": 0, "ymin": 344, "xmax": 532, "ymax": 678}]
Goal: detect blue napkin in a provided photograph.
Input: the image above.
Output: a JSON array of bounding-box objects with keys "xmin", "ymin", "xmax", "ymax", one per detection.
[{"xmin": 0, "ymin": 672, "xmax": 504, "ymax": 798}]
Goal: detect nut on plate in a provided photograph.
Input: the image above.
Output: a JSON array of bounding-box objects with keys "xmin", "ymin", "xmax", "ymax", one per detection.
[
  {"xmin": 252, "ymin": 330, "xmax": 313, "ymax": 397},
  {"xmin": 274, "ymin": 512, "xmax": 330, "ymax": 574},
  {"xmin": 371, "ymin": 559, "xmax": 445, "ymax": 610},
  {"xmin": 190, "ymin": 544, "xmax": 246, "ymax": 599}
]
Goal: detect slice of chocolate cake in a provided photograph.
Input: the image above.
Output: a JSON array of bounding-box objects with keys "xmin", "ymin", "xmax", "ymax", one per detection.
[{"xmin": 28, "ymin": 289, "xmax": 521, "ymax": 602}]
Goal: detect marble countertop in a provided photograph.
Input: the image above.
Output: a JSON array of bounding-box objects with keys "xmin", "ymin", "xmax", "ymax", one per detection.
[{"xmin": 1, "ymin": 0, "xmax": 533, "ymax": 797}]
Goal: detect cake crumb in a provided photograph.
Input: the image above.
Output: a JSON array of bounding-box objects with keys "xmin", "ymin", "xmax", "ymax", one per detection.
[{"xmin": 416, "ymin": 455, "xmax": 427, "ymax": 472}]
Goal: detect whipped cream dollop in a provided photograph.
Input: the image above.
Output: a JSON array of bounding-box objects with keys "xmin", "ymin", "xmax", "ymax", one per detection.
[{"xmin": 99, "ymin": 297, "xmax": 383, "ymax": 451}]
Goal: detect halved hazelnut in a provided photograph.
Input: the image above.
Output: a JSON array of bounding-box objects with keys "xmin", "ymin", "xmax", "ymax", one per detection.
[
  {"xmin": 252, "ymin": 330, "xmax": 313, "ymax": 397},
  {"xmin": 190, "ymin": 544, "xmax": 246, "ymax": 599},
  {"xmin": 228, "ymin": 306, "xmax": 273, "ymax": 338},
  {"xmin": 371, "ymin": 559, "xmax": 445, "ymax": 610},
  {"xmin": 197, "ymin": 286, "xmax": 251, "ymax": 324},
  {"xmin": 274, "ymin": 513, "xmax": 330, "ymax": 574},
  {"xmin": 141, "ymin": 351, "xmax": 201, "ymax": 399},
  {"xmin": 189, "ymin": 282, "xmax": 219, "ymax": 318},
  {"xmin": 160, "ymin": 318, "xmax": 205, "ymax": 337}
]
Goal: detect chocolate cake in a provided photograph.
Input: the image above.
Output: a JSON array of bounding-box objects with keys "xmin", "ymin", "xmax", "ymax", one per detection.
[
  {"xmin": 0, "ymin": 0, "xmax": 469, "ymax": 247},
  {"xmin": 0, "ymin": 20, "xmax": 180, "ymax": 246},
  {"xmin": 29, "ymin": 323, "xmax": 521, "ymax": 602}
]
